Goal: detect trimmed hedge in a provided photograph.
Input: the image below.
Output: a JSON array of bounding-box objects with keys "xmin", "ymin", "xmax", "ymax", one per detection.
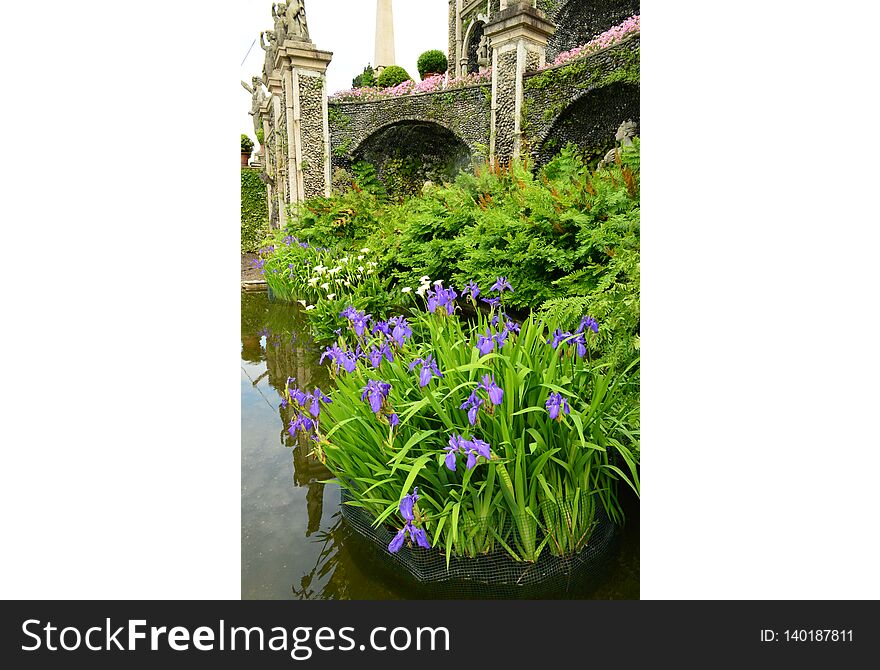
[
  {"xmin": 376, "ymin": 65, "xmax": 412, "ymax": 88},
  {"xmin": 241, "ymin": 168, "xmax": 269, "ymax": 252}
]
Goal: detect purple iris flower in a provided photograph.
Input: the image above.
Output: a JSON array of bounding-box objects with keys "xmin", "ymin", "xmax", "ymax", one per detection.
[
  {"xmin": 388, "ymin": 529, "xmax": 406, "ymax": 553},
  {"xmin": 548, "ymin": 329, "xmax": 572, "ymax": 349},
  {"xmin": 444, "ymin": 433, "xmax": 492, "ymax": 471},
  {"xmin": 388, "ymin": 412, "xmax": 400, "ymax": 427},
  {"xmin": 291, "ymin": 388, "xmax": 308, "ymax": 407},
  {"xmin": 459, "ymin": 391, "xmax": 483, "ymax": 426},
  {"xmin": 444, "ymin": 434, "xmax": 467, "ymax": 471},
  {"xmin": 340, "ymin": 306, "xmax": 358, "ymax": 320},
  {"xmin": 490, "ymin": 276, "xmax": 513, "ymax": 293},
  {"xmin": 463, "ymin": 281, "xmax": 480, "ymax": 300},
  {"xmin": 339, "ymin": 351, "xmax": 358, "ymax": 374},
  {"xmin": 283, "ymin": 235, "xmax": 295, "ymax": 245},
  {"xmin": 350, "ymin": 311, "xmax": 371, "ymax": 337},
  {"xmin": 299, "ymin": 242, "xmax": 309, "ymax": 249},
  {"xmin": 368, "ymin": 348, "xmax": 383, "ymax": 368},
  {"xmin": 546, "ymin": 392, "xmax": 571, "ymax": 421},
  {"xmin": 388, "ymin": 522, "xmax": 431, "ymax": 553},
  {"xmin": 409, "ymin": 355, "xmax": 443, "ymax": 387},
  {"xmin": 426, "ymin": 286, "xmax": 458, "ymax": 314},
  {"xmin": 320, "ymin": 343, "xmax": 343, "ymax": 366},
  {"xmin": 288, "ymin": 413, "xmax": 315, "ymax": 436},
  {"xmin": 308, "ymin": 388, "xmax": 331, "ymax": 417},
  {"xmin": 372, "ymin": 320, "xmax": 391, "ymax": 336},
  {"xmin": 478, "ymin": 374, "xmax": 504, "ymax": 406},
  {"xmin": 388, "ymin": 316, "xmax": 412, "ymax": 347},
  {"xmin": 470, "ymin": 438, "xmax": 491, "ymax": 460},
  {"xmin": 388, "ymin": 488, "xmax": 431, "ymax": 553},
  {"xmin": 494, "ymin": 328, "xmax": 509, "ymax": 349},
  {"xmin": 505, "ymin": 319, "xmax": 521, "ymax": 334},
  {"xmin": 361, "ymin": 379, "xmax": 392, "ymax": 414},
  {"xmin": 399, "ymin": 487, "xmax": 419, "ymax": 521},
  {"xmin": 571, "ymin": 332, "xmax": 587, "ymax": 358},
  {"xmin": 476, "ymin": 330, "xmax": 495, "ymax": 355},
  {"xmin": 481, "ymin": 297, "xmax": 501, "ymax": 308},
  {"xmin": 577, "ymin": 315, "xmax": 599, "ymax": 334}
]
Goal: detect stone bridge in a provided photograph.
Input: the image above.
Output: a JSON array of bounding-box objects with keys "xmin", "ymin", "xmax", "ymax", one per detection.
[
  {"xmin": 328, "ymin": 31, "xmax": 639, "ymax": 184},
  {"xmin": 523, "ymin": 33, "xmax": 639, "ymax": 165},
  {"xmin": 254, "ymin": 2, "xmax": 640, "ymax": 217},
  {"xmin": 328, "ymin": 83, "xmax": 492, "ymax": 184}
]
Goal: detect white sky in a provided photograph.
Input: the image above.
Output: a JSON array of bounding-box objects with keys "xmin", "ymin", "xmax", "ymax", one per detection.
[{"xmin": 239, "ymin": 0, "xmax": 449, "ymax": 143}]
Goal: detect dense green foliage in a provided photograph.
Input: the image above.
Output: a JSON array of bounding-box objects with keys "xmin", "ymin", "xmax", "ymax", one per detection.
[
  {"xmin": 293, "ymin": 292, "xmax": 638, "ymax": 563},
  {"xmin": 417, "ymin": 50, "xmax": 449, "ymax": 78},
  {"xmin": 352, "ymin": 64, "xmax": 377, "ymax": 88},
  {"xmin": 256, "ymin": 128, "xmax": 264, "ymax": 145},
  {"xmin": 241, "ymin": 169, "xmax": 269, "ymax": 253},
  {"xmin": 376, "ymin": 65, "xmax": 412, "ymax": 88},
  {"xmin": 266, "ymin": 141, "xmax": 639, "ymax": 365},
  {"xmin": 241, "ymin": 134, "xmax": 254, "ymax": 152}
]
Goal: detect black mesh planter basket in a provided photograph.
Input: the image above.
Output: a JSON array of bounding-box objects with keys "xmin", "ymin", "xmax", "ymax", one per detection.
[{"xmin": 340, "ymin": 489, "xmax": 619, "ymax": 599}]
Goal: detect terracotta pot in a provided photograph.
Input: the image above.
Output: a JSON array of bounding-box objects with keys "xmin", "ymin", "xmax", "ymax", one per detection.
[{"xmin": 241, "ymin": 151, "xmax": 252, "ymax": 167}]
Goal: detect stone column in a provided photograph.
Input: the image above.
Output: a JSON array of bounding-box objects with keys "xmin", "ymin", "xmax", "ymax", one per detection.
[
  {"xmin": 267, "ymin": 74, "xmax": 288, "ymax": 224},
  {"xmin": 485, "ymin": 1, "xmax": 554, "ymax": 163},
  {"xmin": 374, "ymin": 0, "xmax": 397, "ymax": 70},
  {"xmin": 259, "ymin": 97, "xmax": 277, "ymax": 229},
  {"xmin": 275, "ymin": 39, "xmax": 333, "ymax": 203}
]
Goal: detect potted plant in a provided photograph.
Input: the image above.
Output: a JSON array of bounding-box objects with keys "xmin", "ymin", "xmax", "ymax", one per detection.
[
  {"xmin": 241, "ymin": 134, "xmax": 255, "ymax": 167},
  {"xmin": 417, "ymin": 50, "xmax": 449, "ymax": 80}
]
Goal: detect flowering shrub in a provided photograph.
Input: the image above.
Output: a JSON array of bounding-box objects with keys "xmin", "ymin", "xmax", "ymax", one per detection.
[
  {"xmin": 543, "ymin": 15, "xmax": 640, "ymax": 70},
  {"xmin": 257, "ymin": 237, "xmax": 401, "ymax": 342},
  {"xmin": 294, "ymin": 280, "xmax": 639, "ymax": 564},
  {"xmin": 330, "ymin": 69, "xmax": 492, "ymax": 103}
]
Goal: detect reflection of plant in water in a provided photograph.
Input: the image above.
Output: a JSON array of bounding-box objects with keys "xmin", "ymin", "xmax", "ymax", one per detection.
[{"xmin": 291, "ymin": 515, "xmax": 349, "ymax": 600}]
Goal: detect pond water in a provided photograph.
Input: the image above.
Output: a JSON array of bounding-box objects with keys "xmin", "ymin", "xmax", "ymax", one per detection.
[{"xmin": 241, "ymin": 290, "xmax": 639, "ymax": 599}]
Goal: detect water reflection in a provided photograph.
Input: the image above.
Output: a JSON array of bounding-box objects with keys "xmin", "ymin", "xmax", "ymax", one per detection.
[{"xmin": 241, "ymin": 291, "xmax": 638, "ymax": 599}]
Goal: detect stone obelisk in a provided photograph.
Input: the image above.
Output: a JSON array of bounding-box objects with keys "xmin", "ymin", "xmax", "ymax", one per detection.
[{"xmin": 374, "ymin": 0, "xmax": 396, "ymax": 71}]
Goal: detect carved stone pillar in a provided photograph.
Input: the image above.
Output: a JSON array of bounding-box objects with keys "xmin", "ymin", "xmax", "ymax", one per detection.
[
  {"xmin": 266, "ymin": 74, "xmax": 287, "ymax": 225},
  {"xmin": 259, "ymin": 97, "xmax": 276, "ymax": 229},
  {"xmin": 485, "ymin": 2, "xmax": 554, "ymax": 163},
  {"xmin": 275, "ymin": 39, "xmax": 333, "ymax": 204}
]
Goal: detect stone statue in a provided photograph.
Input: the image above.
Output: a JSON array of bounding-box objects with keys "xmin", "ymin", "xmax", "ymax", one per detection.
[
  {"xmin": 260, "ymin": 30, "xmax": 279, "ymax": 84},
  {"xmin": 285, "ymin": 0, "xmax": 310, "ymax": 41},
  {"xmin": 241, "ymin": 77, "xmax": 266, "ymax": 138},
  {"xmin": 272, "ymin": 3, "xmax": 288, "ymax": 44},
  {"xmin": 477, "ymin": 34, "xmax": 490, "ymax": 69},
  {"xmin": 598, "ymin": 120, "xmax": 638, "ymax": 169}
]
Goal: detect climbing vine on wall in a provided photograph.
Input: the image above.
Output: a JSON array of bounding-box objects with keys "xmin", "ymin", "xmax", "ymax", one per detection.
[{"xmin": 241, "ymin": 168, "xmax": 269, "ymax": 252}]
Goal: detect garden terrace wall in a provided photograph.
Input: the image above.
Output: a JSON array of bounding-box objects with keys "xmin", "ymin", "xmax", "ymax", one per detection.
[
  {"xmin": 523, "ymin": 33, "xmax": 639, "ymax": 166},
  {"xmin": 540, "ymin": 0, "xmax": 640, "ymax": 62},
  {"xmin": 328, "ymin": 84, "xmax": 492, "ymax": 174}
]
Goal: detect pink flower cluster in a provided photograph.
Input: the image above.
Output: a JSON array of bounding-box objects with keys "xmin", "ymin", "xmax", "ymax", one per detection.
[
  {"xmin": 331, "ymin": 69, "xmax": 493, "ymax": 103},
  {"xmin": 543, "ymin": 14, "xmax": 640, "ymax": 70}
]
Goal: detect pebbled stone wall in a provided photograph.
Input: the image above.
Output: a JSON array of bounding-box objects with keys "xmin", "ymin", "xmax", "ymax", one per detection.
[
  {"xmin": 522, "ymin": 34, "xmax": 639, "ymax": 166},
  {"xmin": 298, "ymin": 73, "xmax": 327, "ymax": 200},
  {"xmin": 328, "ymin": 84, "xmax": 492, "ymax": 173}
]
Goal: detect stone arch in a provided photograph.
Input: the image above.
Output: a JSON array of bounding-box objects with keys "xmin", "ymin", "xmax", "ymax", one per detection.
[
  {"xmin": 351, "ymin": 120, "xmax": 474, "ymax": 197},
  {"xmin": 533, "ymin": 81, "xmax": 639, "ymax": 168},
  {"xmin": 462, "ymin": 19, "xmax": 487, "ymax": 74}
]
